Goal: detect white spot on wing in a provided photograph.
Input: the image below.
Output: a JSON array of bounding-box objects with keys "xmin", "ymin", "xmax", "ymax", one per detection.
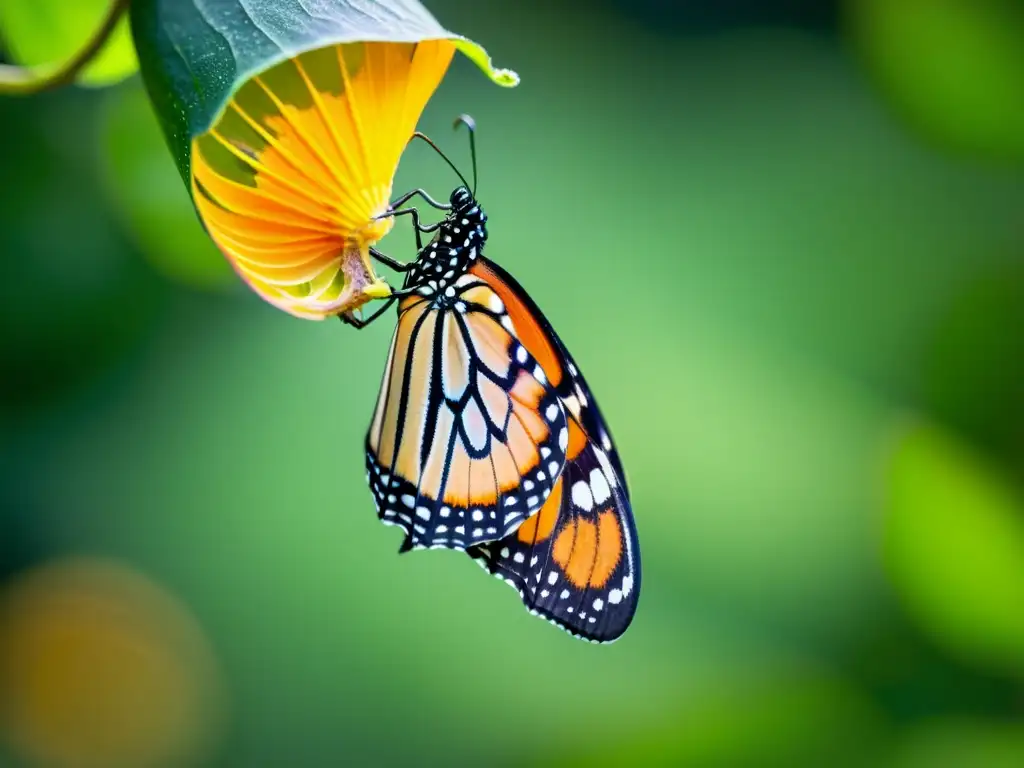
[
  {"xmin": 564, "ymin": 394, "xmax": 581, "ymax": 418},
  {"xmin": 572, "ymin": 480, "xmax": 593, "ymax": 512},
  {"xmin": 590, "ymin": 469, "xmax": 611, "ymax": 505}
]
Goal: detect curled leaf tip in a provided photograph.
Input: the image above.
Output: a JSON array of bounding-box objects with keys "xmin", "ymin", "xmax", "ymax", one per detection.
[{"xmin": 452, "ymin": 39, "xmax": 519, "ymax": 87}]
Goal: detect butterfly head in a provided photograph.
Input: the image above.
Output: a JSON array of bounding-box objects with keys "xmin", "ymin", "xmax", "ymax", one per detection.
[
  {"xmin": 441, "ymin": 186, "xmax": 487, "ymax": 260},
  {"xmin": 448, "ymin": 186, "xmax": 486, "ymax": 226},
  {"xmin": 450, "ymin": 186, "xmax": 473, "ymax": 210}
]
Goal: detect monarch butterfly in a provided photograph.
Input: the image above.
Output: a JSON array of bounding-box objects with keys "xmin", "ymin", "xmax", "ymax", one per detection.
[{"xmin": 345, "ymin": 118, "xmax": 640, "ymax": 643}]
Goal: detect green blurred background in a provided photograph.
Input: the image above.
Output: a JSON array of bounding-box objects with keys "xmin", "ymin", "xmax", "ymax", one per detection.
[{"xmin": 2, "ymin": 0, "xmax": 1024, "ymax": 765}]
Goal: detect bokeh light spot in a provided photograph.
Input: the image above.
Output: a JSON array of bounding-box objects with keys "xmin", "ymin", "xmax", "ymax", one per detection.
[{"xmin": 0, "ymin": 558, "xmax": 226, "ymax": 768}]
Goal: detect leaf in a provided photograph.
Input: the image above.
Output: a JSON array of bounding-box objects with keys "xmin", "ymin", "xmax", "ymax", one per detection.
[
  {"xmin": 539, "ymin": 674, "xmax": 883, "ymax": 768},
  {"xmin": 0, "ymin": 0, "xmax": 138, "ymax": 87},
  {"xmin": 129, "ymin": 0, "xmax": 518, "ymax": 319},
  {"xmin": 891, "ymin": 719, "xmax": 1024, "ymax": 768},
  {"xmin": 883, "ymin": 419, "xmax": 1024, "ymax": 677},
  {"xmin": 846, "ymin": 0, "xmax": 1024, "ymax": 163},
  {"xmin": 129, "ymin": 0, "xmax": 518, "ymax": 182}
]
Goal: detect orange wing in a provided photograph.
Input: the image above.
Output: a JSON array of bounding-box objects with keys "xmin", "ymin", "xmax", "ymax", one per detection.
[
  {"xmin": 468, "ymin": 416, "xmax": 639, "ymax": 642},
  {"xmin": 469, "ymin": 259, "xmax": 630, "ymax": 496},
  {"xmin": 365, "ymin": 272, "xmax": 570, "ymax": 551},
  {"xmin": 465, "ymin": 257, "xmax": 639, "ymax": 642}
]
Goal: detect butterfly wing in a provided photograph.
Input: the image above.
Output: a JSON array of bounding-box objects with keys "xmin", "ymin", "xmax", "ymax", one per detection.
[
  {"xmin": 366, "ymin": 273, "xmax": 570, "ymax": 551},
  {"xmin": 469, "ymin": 416, "xmax": 640, "ymax": 642},
  {"xmin": 465, "ymin": 258, "xmax": 640, "ymax": 641},
  {"xmin": 469, "ymin": 258, "xmax": 629, "ymax": 496}
]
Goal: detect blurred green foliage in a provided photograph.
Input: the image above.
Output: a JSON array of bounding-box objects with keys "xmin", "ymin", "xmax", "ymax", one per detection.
[
  {"xmin": 885, "ymin": 421, "xmax": 1024, "ymax": 677},
  {"xmin": 846, "ymin": 0, "xmax": 1024, "ymax": 163},
  {"xmin": 1, "ymin": 1, "xmax": 1022, "ymax": 766},
  {"xmin": 0, "ymin": 0, "xmax": 137, "ymax": 86}
]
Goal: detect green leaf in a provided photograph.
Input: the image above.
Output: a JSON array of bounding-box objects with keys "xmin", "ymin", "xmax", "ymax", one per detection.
[
  {"xmin": 0, "ymin": 0, "xmax": 137, "ymax": 87},
  {"xmin": 98, "ymin": 82, "xmax": 235, "ymax": 290},
  {"xmin": 891, "ymin": 719, "xmax": 1024, "ymax": 768},
  {"xmin": 846, "ymin": 0, "xmax": 1024, "ymax": 163},
  {"xmin": 540, "ymin": 674, "xmax": 883, "ymax": 768},
  {"xmin": 128, "ymin": 0, "xmax": 518, "ymax": 182},
  {"xmin": 884, "ymin": 419, "xmax": 1024, "ymax": 676}
]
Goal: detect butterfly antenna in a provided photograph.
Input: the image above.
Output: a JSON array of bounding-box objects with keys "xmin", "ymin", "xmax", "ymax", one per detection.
[
  {"xmin": 454, "ymin": 114, "xmax": 477, "ymax": 195},
  {"xmin": 409, "ymin": 131, "xmax": 473, "ymax": 195}
]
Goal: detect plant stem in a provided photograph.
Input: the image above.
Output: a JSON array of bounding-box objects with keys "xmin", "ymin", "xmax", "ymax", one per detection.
[{"xmin": 0, "ymin": 0, "xmax": 133, "ymax": 95}]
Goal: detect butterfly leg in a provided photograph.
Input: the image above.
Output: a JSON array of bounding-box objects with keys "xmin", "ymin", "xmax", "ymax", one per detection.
[
  {"xmin": 390, "ymin": 187, "xmax": 451, "ymax": 212},
  {"xmin": 369, "ymin": 247, "xmax": 414, "ymax": 272},
  {"xmin": 339, "ymin": 297, "xmax": 397, "ymax": 330},
  {"xmin": 374, "ymin": 207, "xmax": 441, "ymax": 252}
]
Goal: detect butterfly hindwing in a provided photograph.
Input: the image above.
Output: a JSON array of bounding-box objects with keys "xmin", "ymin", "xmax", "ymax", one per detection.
[
  {"xmin": 366, "ymin": 272, "xmax": 570, "ymax": 551},
  {"xmin": 464, "ymin": 257, "xmax": 640, "ymax": 641},
  {"xmin": 468, "ymin": 416, "xmax": 640, "ymax": 642}
]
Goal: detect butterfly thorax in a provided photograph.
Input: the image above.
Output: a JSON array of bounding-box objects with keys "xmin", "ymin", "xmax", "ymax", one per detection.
[{"xmin": 401, "ymin": 186, "xmax": 487, "ymax": 304}]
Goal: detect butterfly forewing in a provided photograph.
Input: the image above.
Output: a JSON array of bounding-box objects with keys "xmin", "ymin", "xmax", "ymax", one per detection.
[
  {"xmin": 366, "ymin": 275, "xmax": 569, "ymax": 551},
  {"xmin": 470, "ymin": 259, "xmax": 630, "ymax": 496}
]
